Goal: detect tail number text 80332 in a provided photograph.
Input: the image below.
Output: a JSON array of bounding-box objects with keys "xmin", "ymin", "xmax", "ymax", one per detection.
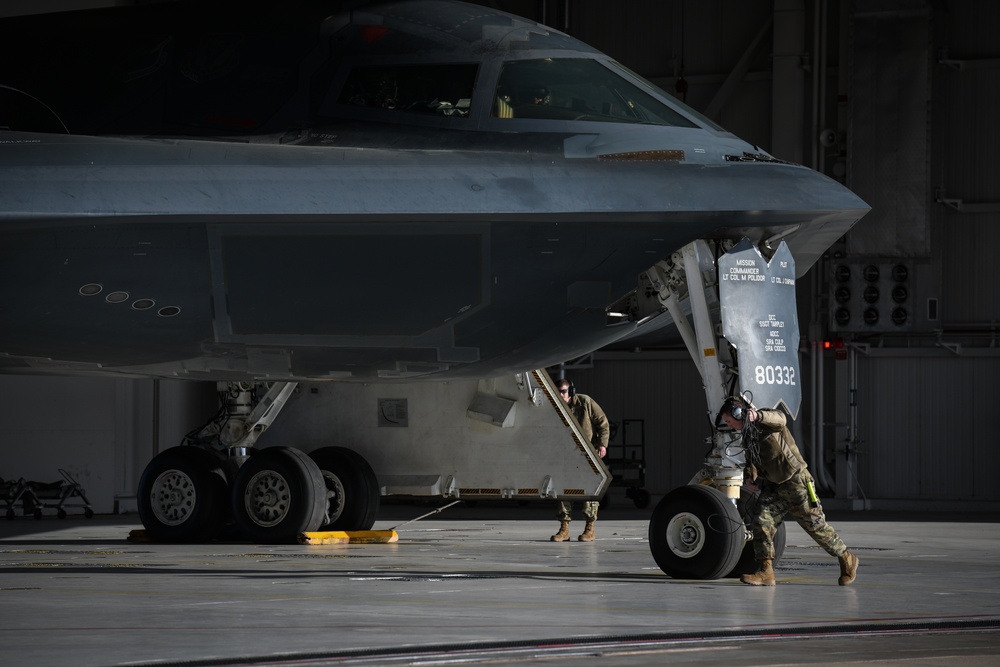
[{"xmin": 754, "ymin": 365, "xmax": 796, "ymax": 386}]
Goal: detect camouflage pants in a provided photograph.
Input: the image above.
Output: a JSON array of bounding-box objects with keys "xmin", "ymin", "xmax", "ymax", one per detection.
[
  {"xmin": 556, "ymin": 500, "xmax": 599, "ymax": 522},
  {"xmin": 750, "ymin": 471, "xmax": 847, "ymax": 560}
]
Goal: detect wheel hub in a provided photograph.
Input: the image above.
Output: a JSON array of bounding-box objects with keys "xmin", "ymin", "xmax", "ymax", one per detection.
[
  {"xmin": 320, "ymin": 471, "xmax": 345, "ymax": 524},
  {"xmin": 244, "ymin": 470, "xmax": 291, "ymax": 527},
  {"xmin": 150, "ymin": 469, "xmax": 195, "ymax": 526},
  {"xmin": 665, "ymin": 511, "xmax": 705, "ymax": 558}
]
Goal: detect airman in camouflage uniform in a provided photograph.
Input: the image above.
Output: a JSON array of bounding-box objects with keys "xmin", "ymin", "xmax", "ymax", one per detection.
[
  {"xmin": 719, "ymin": 396, "xmax": 859, "ymax": 586},
  {"xmin": 551, "ymin": 377, "xmax": 609, "ymax": 542}
]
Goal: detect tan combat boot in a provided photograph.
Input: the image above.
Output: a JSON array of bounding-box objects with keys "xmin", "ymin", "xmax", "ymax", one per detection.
[
  {"xmin": 550, "ymin": 520, "xmax": 571, "ymax": 542},
  {"xmin": 578, "ymin": 520, "xmax": 595, "ymax": 542},
  {"xmin": 740, "ymin": 559, "xmax": 776, "ymax": 586},
  {"xmin": 838, "ymin": 551, "xmax": 859, "ymax": 585}
]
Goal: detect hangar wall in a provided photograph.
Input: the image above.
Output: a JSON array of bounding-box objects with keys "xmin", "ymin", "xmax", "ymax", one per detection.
[
  {"xmin": 0, "ymin": 376, "xmax": 215, "ymax": 515},
  {"xmin": 933, "ymin": 1, "xmax": 1000, "ymax": 325},
  {"xmin": 849, "ymin": 352, "xmax": 1000, "ymax": 506},
  {"xmin": 0, "ymin": 377, "xmax": 123, "ymax": 513}
]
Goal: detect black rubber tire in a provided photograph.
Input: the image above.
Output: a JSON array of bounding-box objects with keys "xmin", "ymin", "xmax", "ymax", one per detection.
[
  {"xmin": 727, "ymin": 488, "xmax": 788, "ymax": 577},
  {"xmin": 137, "ymin": 446, "xmax": 228, "ymax": 542},
  {"xmin": 232, "ymin": 447, "xmax": 327, "ymax": 543},
  {"xmin": 309, "ymin": 447, "xmax": 379, "ymax": 531},
  {"xmin": 648, "ymin": 485, "xmax": 745, "ymax": 580}
]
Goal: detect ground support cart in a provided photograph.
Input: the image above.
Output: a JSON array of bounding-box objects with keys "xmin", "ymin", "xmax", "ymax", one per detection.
[{"xmin": 2, "ymin": 470, "xmax": 94, "ymax": 519}]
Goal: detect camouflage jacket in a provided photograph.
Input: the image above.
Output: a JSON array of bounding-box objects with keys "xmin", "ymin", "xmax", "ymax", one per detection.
[
  {"xmin": 568, "ymin": 393, "xmax": 610, "ymax": 450},
  {"xmin": 746, "ymin": 408, "xmax": 807, "ymax": 485}
]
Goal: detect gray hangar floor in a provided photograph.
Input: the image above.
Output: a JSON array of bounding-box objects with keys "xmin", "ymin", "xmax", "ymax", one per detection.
[{"xmin": 0, "ymin": 499, "xmax": 997, "ymax": 667}]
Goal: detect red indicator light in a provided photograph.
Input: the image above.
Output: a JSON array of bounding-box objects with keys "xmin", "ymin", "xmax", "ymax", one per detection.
[{"xmin": 362, "ymin": 25, "xmax": 389, "ymax": 42}]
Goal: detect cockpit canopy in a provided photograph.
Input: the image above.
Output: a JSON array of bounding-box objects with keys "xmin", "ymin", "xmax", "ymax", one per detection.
[
  {"xmin": 333, "ymin": 58, "xmax": 701, "ymax": 128},
  {"xmin": 325, "ymin": 2, "xmax": 718, "ymax": 131}
]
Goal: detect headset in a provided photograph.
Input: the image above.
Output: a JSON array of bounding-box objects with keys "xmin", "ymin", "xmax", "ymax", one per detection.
[
  {"xmin": 715, "ymin": 394, "xmax": 751, "ymax": 430},
  {"xmin": 715, "ymin": 394, "xmax": 763, "ymax": 473},
  {"xmin": 726, "ymin": 397, "xmax": 745, "ymax": 421}
]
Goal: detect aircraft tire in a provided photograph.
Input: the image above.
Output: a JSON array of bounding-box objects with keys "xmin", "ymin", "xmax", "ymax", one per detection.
[
  {"xmin": 137, "ymin": 446, "xmax": 228, "ymax": 542},
  {"xmin": 309, "ymin": 447, "xmax": 379, "ymax": 531},
  {"xmin": 232, "ymin": 446, "xmax": 327, "ymax": 543},
  {"xmin": 648, "ymin": 484, "xmax": 744, "ymax": 580},
  {"xmin": 726, "ymin": 488, "xmax": 787, "ymax": 578}
]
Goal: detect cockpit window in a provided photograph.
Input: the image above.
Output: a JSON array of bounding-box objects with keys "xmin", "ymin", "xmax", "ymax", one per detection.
[
  {"xmin": 493, "ymin": 59, "xmax": 698, "ymax": 127},
  {"xmin": 338, "ymin": 63, "xmax": 477, "ymax": 117},
  {"xmin": 607, "ymin": 60, "xmax": 728, "ymax": 132}
]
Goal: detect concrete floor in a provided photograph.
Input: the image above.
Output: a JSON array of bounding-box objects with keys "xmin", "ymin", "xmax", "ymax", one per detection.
[{"xmin": 0, "ymin": 498, "xmax": 998, "ymax": 666}]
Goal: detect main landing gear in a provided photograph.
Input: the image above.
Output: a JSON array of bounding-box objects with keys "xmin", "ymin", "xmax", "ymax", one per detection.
[{"xmin": 137, "ymin": 382, "xmax": 380, "ymax": 543}]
